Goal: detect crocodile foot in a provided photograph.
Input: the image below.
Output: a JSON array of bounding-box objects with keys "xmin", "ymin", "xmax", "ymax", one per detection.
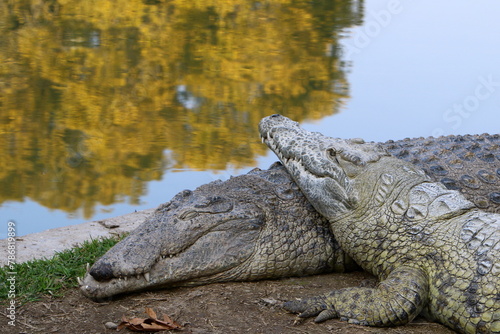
[
  {"xmin": 283, "ymin": 266, "xmax": 429, "ymax": 327},
  {"xmin": 284, "ymin": 296, "xmax": 338, "ymax": 323}
]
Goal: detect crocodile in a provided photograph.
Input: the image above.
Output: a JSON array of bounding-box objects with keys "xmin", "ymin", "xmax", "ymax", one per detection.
[
  {"xmin": 259, "ymin": 114, "xmax": 500, "ymax": 334},
  {"xmin": 79, "ymin": 162, "xmax": 353, "ymax": 300},
  {"xmin": 80, "ymin": 132, "xmax": 500, "ymax": 301}
]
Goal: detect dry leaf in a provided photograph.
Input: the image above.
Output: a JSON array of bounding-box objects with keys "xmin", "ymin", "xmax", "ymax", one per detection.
[
  {"xmin": 145, "ymin": 307, "xmax": 157, "ymax": 319},
  {"xmin": 117, "ymin": 307, "xmax": 182, "ymax": 332},
  {"xmin": 129, "ymin": 317, "xmax": 146, "ymax": 326}
]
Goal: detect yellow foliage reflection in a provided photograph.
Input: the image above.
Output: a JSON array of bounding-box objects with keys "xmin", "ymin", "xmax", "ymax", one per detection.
[{"xmin": 0, "ymin": 0, "xmax": 364, "ymax": 216}]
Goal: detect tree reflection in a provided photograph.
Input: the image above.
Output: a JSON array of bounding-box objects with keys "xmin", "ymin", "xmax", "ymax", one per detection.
[{"xmin": 0, "ymin": 0, "xmax": 364, "ymax": 216}]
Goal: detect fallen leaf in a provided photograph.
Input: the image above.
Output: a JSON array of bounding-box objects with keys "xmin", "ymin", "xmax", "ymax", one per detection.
[
  {"xmin": 117, "ymin": 307, "xmax": 182, "ymax": 332},
  {"xmin": 129, "ymin": 317, "xmax": 146, "ymax": 326},
  {"xmin": 145, "ymin": 307, "xmax": 157, "ymax": 319}
]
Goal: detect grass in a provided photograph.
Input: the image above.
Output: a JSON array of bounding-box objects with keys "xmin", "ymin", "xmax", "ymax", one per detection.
[{"xmin": 0, "ymin": 235, "xmax": 124, "ymax": 304}]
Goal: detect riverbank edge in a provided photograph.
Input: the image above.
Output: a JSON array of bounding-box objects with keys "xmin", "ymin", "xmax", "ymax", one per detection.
[{"xmin": 0, "ymin": 209, "xmax": 155, "ymax": 267}]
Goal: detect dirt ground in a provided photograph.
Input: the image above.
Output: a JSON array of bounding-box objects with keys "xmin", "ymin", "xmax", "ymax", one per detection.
[{"xmin": 10, "ymin": 271, "xmax": 456, "ymax": 334}]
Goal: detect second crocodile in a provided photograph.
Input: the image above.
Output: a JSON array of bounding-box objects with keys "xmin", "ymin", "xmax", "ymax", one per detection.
[{"xmin": 260, "ymin": 114, "xmax": 500, "ymax": 334}]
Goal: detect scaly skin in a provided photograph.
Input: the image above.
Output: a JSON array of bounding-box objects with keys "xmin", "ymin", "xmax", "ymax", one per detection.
[
  {"xmin": 79, "ymin": 163, "xmax": 354, "ymax": 300},
  {"xmin": 259, "ymin": 114, "xmax": 500, "ymax": 334},
  {"xmin": 81, "ymin": 130, "xmax": 499, "ymax": 301},
  {"xmin": 383, "ymin": 134, "xmax": 500, "ymax": 212}
]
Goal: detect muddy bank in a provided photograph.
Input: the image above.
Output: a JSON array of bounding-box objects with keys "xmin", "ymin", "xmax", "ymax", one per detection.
[{"xmin": 15, "ymin": 272, "xmax": 455, "ymax": 334}]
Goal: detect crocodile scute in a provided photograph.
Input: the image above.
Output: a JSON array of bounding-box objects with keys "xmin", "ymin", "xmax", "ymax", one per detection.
[{"xmin": 383, "ymin": 134, "xmax": 500, "ymax": 212}]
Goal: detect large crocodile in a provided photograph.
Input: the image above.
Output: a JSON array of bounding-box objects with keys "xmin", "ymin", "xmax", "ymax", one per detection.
[
  {"xmin": 80, "ymin": 132, "xmax": 500, "ymax": 301},
  {"xmin": 80, "ymin": 162, "xmax": 353, "ymax": 300},
  {"xmin": 259, "ymin": 114, "xmax": 500, "ymax": 334}
]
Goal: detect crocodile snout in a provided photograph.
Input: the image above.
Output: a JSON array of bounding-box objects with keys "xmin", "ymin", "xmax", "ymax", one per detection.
[{"xmin": 90, "ymin": 261, "xmax": 115, "ymax": 281}]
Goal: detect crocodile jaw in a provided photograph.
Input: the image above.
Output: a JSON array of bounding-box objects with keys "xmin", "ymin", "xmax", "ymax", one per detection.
[
  {"xmin": 259, "ymin": 114, "xmax": 388, "ymax": 218},
  {"xmin": 80, "ymin": 221, "xmax": 261, "ymax": 300}
]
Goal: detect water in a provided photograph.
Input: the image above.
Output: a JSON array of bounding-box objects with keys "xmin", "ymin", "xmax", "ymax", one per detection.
[{"xmin": 0, "ymin": 0, "xmax": 499, "ymax": 237}]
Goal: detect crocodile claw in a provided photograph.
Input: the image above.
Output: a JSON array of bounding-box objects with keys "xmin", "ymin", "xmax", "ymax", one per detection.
[{"xmin": 284, "ymin": 297, "xmax": 337, "ymax": 323}]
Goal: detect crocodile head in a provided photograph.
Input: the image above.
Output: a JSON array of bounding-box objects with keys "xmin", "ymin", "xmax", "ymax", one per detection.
[
  {"xmin": 259, "ymin": 114, "xmax": 417, "ymax": 220},
  {"xmin": 80, "ymin": 162, "xmax": 344, "ymax": 300},
  {"xmin": 260, "ymin": 114, "xmax": 480, "ymax": 233}
]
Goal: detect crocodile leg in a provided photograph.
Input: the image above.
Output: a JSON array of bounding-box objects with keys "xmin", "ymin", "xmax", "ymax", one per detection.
[{"xmin": 284, "ymin": 266, "xmax": 429, "ymax": 326}]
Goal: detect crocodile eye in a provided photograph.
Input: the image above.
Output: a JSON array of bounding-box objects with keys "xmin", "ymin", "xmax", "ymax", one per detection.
[
  {"xmin": 327, "ymin": 148, "xmax": 339, "ymax": 161},
  {"xmin": 180, "ymin": 211, "xmax": 199, "ymax": 220}
]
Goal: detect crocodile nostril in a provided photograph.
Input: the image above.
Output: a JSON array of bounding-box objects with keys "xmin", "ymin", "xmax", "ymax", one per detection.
[{"xmin": 90, "ymin": 262, "xmax": 115, "ymax": 281}]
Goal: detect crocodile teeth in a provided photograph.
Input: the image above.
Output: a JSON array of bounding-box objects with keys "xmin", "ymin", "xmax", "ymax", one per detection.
[
  {"xmin": 77, "ymin": 277, "xmax": 83, "ymax": 285},
  {"xmin": 144, "ymin": 272, "xmax": 150, "ymax": 282}
]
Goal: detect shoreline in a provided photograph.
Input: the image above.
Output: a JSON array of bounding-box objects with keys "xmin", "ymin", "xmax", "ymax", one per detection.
[{"xmin": 0, "ymin": 209, "xmax": 154, "ymax": 267}]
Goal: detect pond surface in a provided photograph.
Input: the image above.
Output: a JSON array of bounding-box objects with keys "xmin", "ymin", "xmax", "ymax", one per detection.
[{"xmin": 1, "ymin": 0, "xmax": 499, "ymax": 237}]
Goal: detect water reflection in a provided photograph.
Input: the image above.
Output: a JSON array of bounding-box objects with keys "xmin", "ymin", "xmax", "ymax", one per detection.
[{"xmin": 0, "ymin": 0, "xmax": 363, "ymax": 218}]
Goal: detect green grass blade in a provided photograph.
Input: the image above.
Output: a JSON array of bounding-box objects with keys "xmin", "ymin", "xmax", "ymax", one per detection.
[{"xmin": 0, "ymin": 235, "xmax": 124, "ymax": 304}]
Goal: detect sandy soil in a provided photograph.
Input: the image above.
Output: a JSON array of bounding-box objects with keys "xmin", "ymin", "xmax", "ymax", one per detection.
[{"xmin": 10, "ymin": 271, "xmax": 456, "ymax": 334}]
